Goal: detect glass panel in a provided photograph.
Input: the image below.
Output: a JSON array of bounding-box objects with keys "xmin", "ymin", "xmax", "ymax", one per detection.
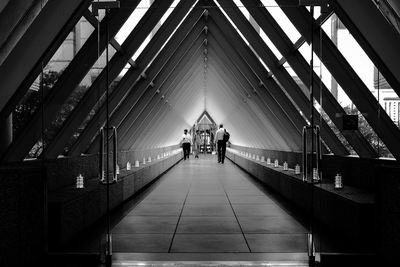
[
  {"xmin": 320, "ymin": 14, "xmax": 397, "ymax": 157},
  {"xmin": 115, "ymin": 0, "xmax": 153, "ymax": 44},
  {"xmin": 36, "ymin": 45, "xmax": 117, "ymax": 156},
  {"xmin": 260, "ymin": 0, "xmax": 302, "ymax": 42},
  {"xmin": 66, "ymin": 70, "xmax": 125, "ymax": 155},
  {"xmin": 13, "ymin": 17, "xmax": 94, "ymax": 140}
]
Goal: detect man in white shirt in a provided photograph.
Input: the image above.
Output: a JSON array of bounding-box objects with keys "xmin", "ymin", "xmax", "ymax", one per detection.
[
  {"xmin": 181, "ymin": 129, "xmax": 192, "ymax": 160},
  {"xmin": 215, "ymin": 124, "xmax": 226, "ymax": 164}
]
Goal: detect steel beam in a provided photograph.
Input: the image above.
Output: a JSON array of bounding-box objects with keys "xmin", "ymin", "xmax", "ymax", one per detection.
[
  {"xmin": 0, "ymin": 0, "xmax": 92, "ymax": 124},
  {"xmin": 241, "ymin": 0, "xmax": 376, "ymax": 157},
  {"xmin": 82, "ymin": 9, "xmax": 137, "ymax": 68},
  {"xmin": 207, "ymin": 17, "xmax": 306, "ymax": 135},
  {"xmin": 82, "ymin": 10, "xmax": 206, "ymax": 155},
  {"xmin": 86, "ymin": 24, "xmax": 206, "ymax": 153},
  {"xmin": 119, "ymin": 43, "xmax": 204, "ymax": 149},
  {"xmin": 331, "ymin": 0, "xmax": 400, "ymax": 96},
  {"xmin": 207, "ymin": 35, "xmax": 302, "ymax": 150},
  {"xmin": 0, "ymin": 0, "xmax": 47, "ymax": 63},
  {"xmin": 209, "ymin": 8, "xmax": 345, "ymax": 155},
  {"xmin": 41, "ymin": 0, "xmax": 175, "ymax": 158},
  {"xmin": 70, "ymin": 3, "xmax": 202, "ymax": 156},
  {"xmin": 0, "ymin": 0, "xmax": 92, "ymax": 116},
  {"xmin": 1, "ymin": 0, "xmax": 139, "ymax": 161},
  {"xmin": 277, "ymin": 0, "xmax": 400, "ymax": 160},
  {"xmin": 130, "ymin": 73, "xmax": 202, "ymax": 149},
  {"xmin": 207, "ymin": 61, "xmax": 291, "ymax": 149}
]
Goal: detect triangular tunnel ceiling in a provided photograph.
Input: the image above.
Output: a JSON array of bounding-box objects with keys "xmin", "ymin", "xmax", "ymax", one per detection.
[{"xmin": 1, "ymin": 0, "xmax": 400, "ymax": 161}]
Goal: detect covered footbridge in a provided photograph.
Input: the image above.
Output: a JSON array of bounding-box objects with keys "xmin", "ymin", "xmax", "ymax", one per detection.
[{"xmin": 1, "ymin": 0, "xmax": 400, "ymax": 266}]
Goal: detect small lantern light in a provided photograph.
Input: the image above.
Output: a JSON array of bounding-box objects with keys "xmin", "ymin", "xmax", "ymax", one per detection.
[
  {"xmin": 261, "ymin": 156, "xmax": 265, "ymax": 162},
  {"xmin": 334, "ymin": 173, "xmax": 343, "ymax": 189},
  {"xmin": 116, "ymin": 164, "xmax": 120, "ymax": 175},
  {"xmin": 256, "ymin": 155, "xmax": 260, "ymax": 161},
  {"xmin": 295, "ymin": 164, "xmax": 301, "ymax": 175},
  {"xmin": 148, "ymin": 156, "xmax": 151, "ymax": 163},
  {"xmin": 157, "ymin": 154, "xmax": 160, "ymax": 160},
  {"xmin": 76, "ymin": 174, "xmax": 84, "ymax": 189},
  {"xmin": 252, "ymin": 154, "xmax": 256, "ymax": 160},
  {"xmin": 127, "ymin": 162, "xmax": 131, "ymax": 171},
  {"xmin": 142, "ymin": 157, "xmax": 146, "ymax": 164},
  {"xmin": 274, "ymin": 159, "xmax": 279, "ymax": 168},
  {"xmin": 267, "ymin": 158, "xmax": 271, "ymax": 165},
  {"xmin": 135, "ymin": 160, "xmax": 140, "ymax": 167},
  {"xmin": 313, "ymin": 168, "xmax": 320, "ymax": 182},
  {"xmin": 283, "ymin": 162, "xmax": 288, "ymax": 171}
]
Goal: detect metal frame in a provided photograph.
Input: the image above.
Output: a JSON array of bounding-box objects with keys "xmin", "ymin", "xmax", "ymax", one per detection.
[
  {"xmin": 72, "ymin": 1, "xmax": 202, "ymax": 156},
  {"xmin": 207, "ymin": 34, "xmax": 303, "ymax": 149},
  {"xmin": 86, "ymin": 17, "xmax": 206, "ymax": 154},
  {"xmin": 0, "ymin": 0, "xmax": 92, "ymax": 116},
  {"xmin": 331, "ymin": 0, "xmax": 400, "ymax": 96},
  {"xmin": 1, "ymin": 0, "xmax": 140, "ymax": 162},
  {"xmin": 42, "ymin": 0, "xmax": 175, "ymax": 158},
  {"xmin": 99, "ymin": 126, "xmax": 118, "ymax": 184},
  {"xmin": 276, "ymin": 0, "xmax": 400, "ymax": 160},
  {"xmin": 241, "ymin": 0, "xmax": 376, "ymax": 157},
  {"xmin": 119, "ymin": 42, "xmax": 205, "ymax": 149},
  {"xmin": 208, "ymin": 7, "xmax": 346, "ymax": 154},
  {"xmin": 0, "ymin": 0, "xmax": 91, "ymax": 120}
]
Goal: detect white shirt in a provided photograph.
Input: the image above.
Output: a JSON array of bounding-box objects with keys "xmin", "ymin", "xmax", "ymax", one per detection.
[
  {"xmin": 182, "ymin": 133, "xmax": 191, "ymax": 144},
  {"xmin": 216, "ymin": 128, "xmax": 225, "ymax": 141}
]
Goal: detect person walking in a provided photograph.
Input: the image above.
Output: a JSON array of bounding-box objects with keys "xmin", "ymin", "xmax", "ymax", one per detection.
[
  {"xmin": 181, "ymin": 129, "xmax": 192, "ymax": 160},
  {"xmin": 193, "ymin": 130, "xmax": 201, "ymax": 158},
  {"xmin": 215, "ymin": 124, "xmax": 227, "ymax": 164}
]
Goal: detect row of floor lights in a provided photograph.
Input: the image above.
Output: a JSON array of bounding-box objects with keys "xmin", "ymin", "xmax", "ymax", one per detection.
[
  {"xmin": 75, "ymin": 149, "xmax": 188, "ymax": 189},
  {"xmin": 237, "ymin": 150, "xmax": 302, "ymax": 175},
  {"xmin": 237, "ymin": 149, "xmax": 343, "ymax": 189}
]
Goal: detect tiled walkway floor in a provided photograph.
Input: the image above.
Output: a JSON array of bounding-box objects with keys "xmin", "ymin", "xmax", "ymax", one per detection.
[{"xmin": 111, "ymin": 155, "xmax": 308, "ymax": 254}]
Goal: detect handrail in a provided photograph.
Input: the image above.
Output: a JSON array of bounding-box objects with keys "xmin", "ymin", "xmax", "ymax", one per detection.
[
  {"xmin": 302, "ymin": 125, "xmax": 321, "ymax": 183},
  {"xmin": 99, "ymin": 126, "xmax": 118, "ymax": 184}
]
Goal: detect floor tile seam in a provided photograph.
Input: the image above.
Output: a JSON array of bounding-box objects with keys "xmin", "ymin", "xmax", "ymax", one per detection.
[
  {"xmin": 173, "ymin": 233, "xmax": 249, "ymax": 235},
  {"xmin": 167, "ymin": 179, "xmax": 193, "ymax": 253},
  {"xmin": 218, "ymin": 169, "xmax": 253, "ymax": 253}
]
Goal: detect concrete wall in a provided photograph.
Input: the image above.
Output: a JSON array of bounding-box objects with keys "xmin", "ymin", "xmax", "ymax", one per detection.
[
  {"xmin": 48, "ymin": 150, "xmax": 182, "ymax": 247},
  {"xmin": 376, "ymin": 166, "xmax": 400, "ymax": 263},
  {"xmin": 0, "ymin": 147, "xmax": 182, "ymax": 264},
  {"xmin": 119, "ymin": 144, "xmax": 180, "ymax": 166},
  {"xmin": 0, "ymin": 166, "xmax": 45, "ymax": 267},
  {"xmin": 226, "ymin": 148, "xmax": 376, "ymax": 250},
  {"xmin": 230, "ymin": 144, "xmax": 400, "ymax": 192}
]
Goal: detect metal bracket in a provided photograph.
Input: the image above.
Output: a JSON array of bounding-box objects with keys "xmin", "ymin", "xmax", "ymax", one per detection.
[
  {"xmin": 99, "ymin": 126, "xmax": 118, "ymax": 185},
  {"xmin": 92, "ymin": 1, "xmax": 120, "ymax": 16}
]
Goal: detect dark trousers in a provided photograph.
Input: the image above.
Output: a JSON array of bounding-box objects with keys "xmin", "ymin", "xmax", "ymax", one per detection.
[
  {"xmin": 182, "ymin": 143, "xmax": 190, "ymax": 160},
  {"xmin": 217, "ymin": 140, "xmax": 226, "ymax": 163}
]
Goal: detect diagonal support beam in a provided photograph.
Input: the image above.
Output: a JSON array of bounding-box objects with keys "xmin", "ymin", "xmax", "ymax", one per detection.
[
  {"xmin": 331, "ymin": 0, "xmax": 400, "ymax": 97},
  {"xmin": 41, "ymin": 0, "xmax": 176, "ymax": 158},
  {"xmin": 1, "ymin": 0, "xmax": 141, "ymax": 162},
  {"xmin": 209, "ymin": 5, "xmax": 347, "ymax": 155},
  {"xmin": 276, "ymin": 0, "xmax": 400, "ymax": 160},
  {"xmin": 119, "ymin": 42, "xmax": 205, "ymax": 149},
  {"xmin": 241, "ymin": 0, "xmax": 376, "ymax": 157},
  {"xmin": 73, "ymin": 3, "xmax": 204, "ymax": 156},
  {"xmin": 128, "ymin": 61, "xmax": 205, "ymax": 150},
  {"xmin": 207, "ymin": 58, "xmax": 295, "ymax": 150},
  {"xmin": 207, "ymin": 34, "xmax": 302, "ymax": 150},
  {"xmin": 82, "ymin": 9, "xmax": 137, "ymax": 68},
  {"xmin": 0, "ymin": 0, "xmax": 92, "ymax": 121}
]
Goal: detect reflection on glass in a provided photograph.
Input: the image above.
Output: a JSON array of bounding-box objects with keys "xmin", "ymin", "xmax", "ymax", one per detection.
[
  {"xmin": 13, "ymin": 17, "xmax": 94, "ymax": 141},
  {"xmin": 321, "ymin": 13, "xmax": 397, "ymax": 158}
]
